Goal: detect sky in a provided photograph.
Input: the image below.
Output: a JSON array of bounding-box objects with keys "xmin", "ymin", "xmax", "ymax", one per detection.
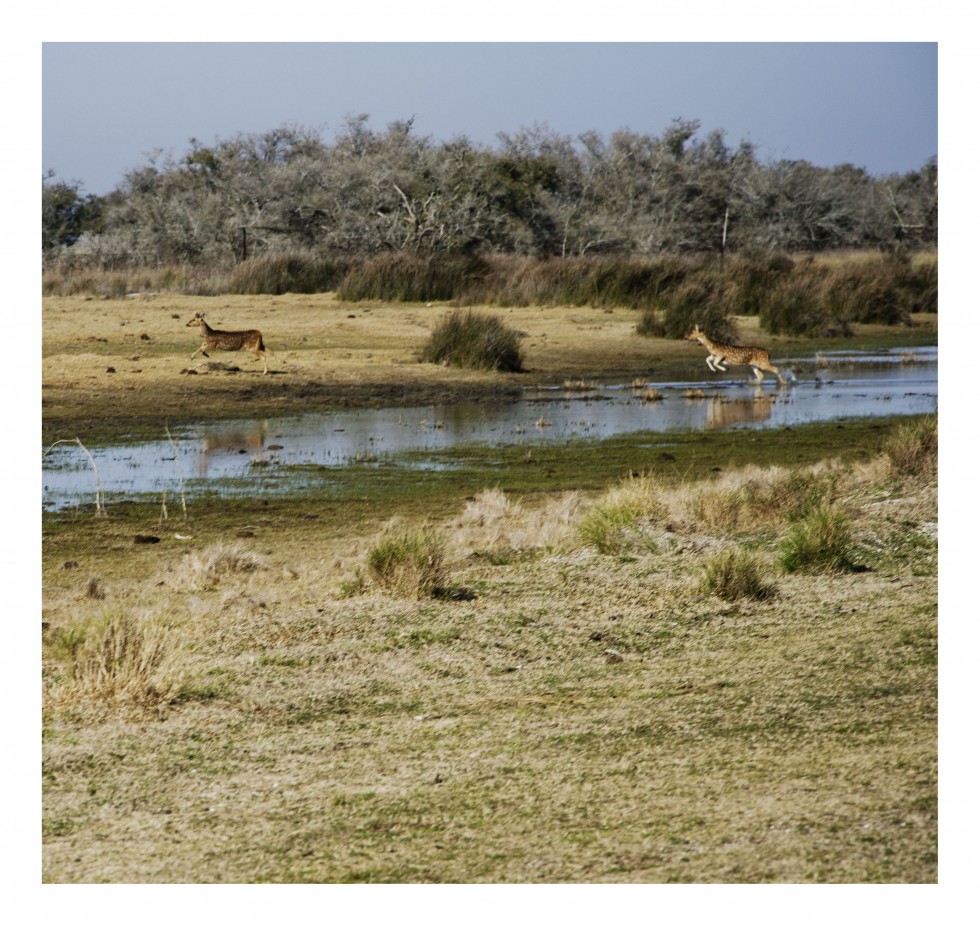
[{"xmin": 41, "ymin": 41, "xmax": 937, "ymax": 196}]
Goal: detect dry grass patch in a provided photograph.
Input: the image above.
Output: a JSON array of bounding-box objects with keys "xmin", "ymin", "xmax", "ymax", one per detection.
[
  {"xmin": 448, "ymin": 488, "xmax": 582, "ymax": 561},
  {"xmin": 44, "ymin": 608, "xmax": 187, "ymax": 716},
  {"xmin": 882, "ymin": 414, "xmax": 937, "ymax": 479},
  {"xmin": 178, "ymin": 542, "xmax": 266, "ymax": 590}
]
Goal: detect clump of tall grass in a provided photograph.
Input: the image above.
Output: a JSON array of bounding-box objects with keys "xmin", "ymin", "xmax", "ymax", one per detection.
[
  {"xmin": 685, "ymin": 466, "xmax": 835, "ymax": 533},
  {"xmin": 758, "ymin": 270, "xmax": 847, "ymax": 337},
  {"xmin": 337, "ymin": 252, "xmax": 491, "ymax": 302},
  {"xmin": 699, "ymin": 548, "xmax": 778, "ymax": 601},
  {"xmin": 881, "ymin": 414, "xmax": 938, "ymax": 478},
  {"xmin": 577, "ymin": 474, "xmax": 667, "ymax": 554},
  {"xmin": 217, "ymin": 253, "xmax": 349, "ymax": 295},
  {"xmin": 366, "ymin": 527, "xmax": 448, "ymax": 598},
  {"xmin": 44, "ymin": 609, "xmax": 187, "ymax": 714},
  {"xmin": 448, "ymin": 488, "xmax": 582, "ymax": 560},
  {"xmin": 420, "ymin": 309, "xmax": 524, "ymax": 372},
  {"xmin": 41, "ymin": 263, "xmax": 206, "ymax": 297},
  {"xmin": 636, "ymin": 275, "xmax": 737, "ymax": 341},
  {"xmin": 180, "ymin": 543, "xmax": 266, "ymax": 590},
  {"xmin": 778, "ymin": 502, "xmax": 859, "ymax": 574}
]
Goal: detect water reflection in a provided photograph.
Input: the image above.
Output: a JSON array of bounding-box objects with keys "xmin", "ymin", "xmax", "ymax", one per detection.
[
  {"xmin": 42, "ymin": 347, "xmax": 937, "ymax": 509},
  {"xmin": 197, "ymin": 423, "xmax": 268, "ymax": 476},
  {"xmin": 704, "ymin": 389, "xmax": 777, "ymax": 430}
]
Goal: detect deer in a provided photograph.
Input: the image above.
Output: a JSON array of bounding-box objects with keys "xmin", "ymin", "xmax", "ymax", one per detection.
[
  {"xmin": 684, "ymin": 324, "xmax": 785, "ymax": 385},
  {"xmin": 186, "ymin": 312, "xmax": 273, "ymax": 374}
]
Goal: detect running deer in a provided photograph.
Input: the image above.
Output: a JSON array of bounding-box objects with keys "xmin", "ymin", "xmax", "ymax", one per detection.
[
  {"xmin": 186, "ymin": 312, "xmax": 273, "ymax": 374},
  {"xmin": 684, "ymin": 324, "xmax": 785, "ymax": 385}
]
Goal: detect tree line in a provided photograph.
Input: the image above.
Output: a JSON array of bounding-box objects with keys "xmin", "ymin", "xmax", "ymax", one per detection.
[{"xmin": 42, "ymin": 115, "xmax": 937, "ymax": 271}]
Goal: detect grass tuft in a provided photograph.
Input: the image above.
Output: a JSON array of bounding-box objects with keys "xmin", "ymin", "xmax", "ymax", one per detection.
[
  {"xmin": 577, "ymin": 474, "xmax": 666, "ymax": 554},
  {"xmin": 181, "ymin": 543, "xmax": 266, "ymax": 590},
  {"xmin": 699, "ymin": 548, "xmax": 778, "ymax": 601},
  {"xmin": 779, "ymin": 503, "xmax": 859, "ymax": 574},
  {"xmin": 882, "ymin": 414, "xmax": 937, "ymax": 479},
  {"xmin": 366, "ymin": 527, "xmax": 448, "ymax": 599},
  {"xmin": 45, "ymin": 609, "xmax": 186, "ymax": 713},
  {"xmin": 420, "ymin": 308, "xmax": 524, "ymax": 372}
]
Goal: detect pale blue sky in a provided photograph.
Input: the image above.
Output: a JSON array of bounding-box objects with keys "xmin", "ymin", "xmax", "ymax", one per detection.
[{"xmin": 42, "ymin": 42, "xmax": 937, "ymax": 195}]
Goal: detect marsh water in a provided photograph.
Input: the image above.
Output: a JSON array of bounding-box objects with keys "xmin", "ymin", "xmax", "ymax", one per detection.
[{"xmin": 42, "ymin": 347, "xmax": 937, "ymax": 511}]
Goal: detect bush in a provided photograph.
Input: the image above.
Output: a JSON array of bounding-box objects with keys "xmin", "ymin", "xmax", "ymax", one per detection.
[
  {"xmin": 759, "ymin": 272, "xmax": 844, "ymax": 337},
  {"xmin": 882, "ymin": 415, "xmax": 937, "ymax": 478},
  {"xmin": 699, "ymin": 548, "xmax": 777, "ymax": 601},
  {"xmin": 779, "ymin": 503, "xmax": 859, "ymax": 574},
  {"xmin": 420, "ymin": 309, "xmax": 524, "ymax": 372},
  {"xmin": 367, "ymin": 528, "xmax": 448, "ymax": 598},
  {"xmin": 636, "ymin": 275, "xmax": 737, "ymax": 341}
]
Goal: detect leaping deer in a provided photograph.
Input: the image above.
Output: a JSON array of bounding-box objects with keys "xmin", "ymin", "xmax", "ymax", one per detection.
[
  {"xmin": 685, "ymin": 324, "xmax": 785, "ymax": 385},
  {"xmin": 186, "ymin": 312, "xmax": 274, "ymax": 374}
]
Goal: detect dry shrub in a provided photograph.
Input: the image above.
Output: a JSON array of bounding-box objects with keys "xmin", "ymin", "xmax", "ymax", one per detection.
[
  {"xmin": 449, "ymin": 488, "xmax": 582, "ymax": 559},
  {"xmin": 882, "ymin": 415, "xmax": 937, "ymax": 479},
  {"xmin": 180, "ymin": 542, "xmax": 266, "ymax": 590},
  {"xmin": 45, "ymin": 609, "xmax": 187, "ymax": 714}
]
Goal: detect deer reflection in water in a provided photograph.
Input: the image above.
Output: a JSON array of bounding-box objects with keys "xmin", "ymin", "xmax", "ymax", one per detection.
[
  {"xmin": 196, "ymin": 423, "xmax": 269, "ymax": 476},
  {"xmin": 704, "ymin": 391, "xmax": 776, "ymax": 430}
]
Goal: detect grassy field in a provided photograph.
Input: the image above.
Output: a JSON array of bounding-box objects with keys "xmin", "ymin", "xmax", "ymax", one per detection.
[{"xmin": 40, "ymin": 295, "xmax": 938, "ymax": 884}]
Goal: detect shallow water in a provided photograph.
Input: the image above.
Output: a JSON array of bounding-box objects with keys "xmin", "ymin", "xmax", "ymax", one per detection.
[{"xmin": 42, "ymin": 347, "xmax": 937, "ymax": 510}]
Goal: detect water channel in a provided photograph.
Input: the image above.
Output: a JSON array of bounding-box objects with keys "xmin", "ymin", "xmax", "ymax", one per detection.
[{"xmin": 42, "ymin": 347, "xmax": 937, "ymax": 511}]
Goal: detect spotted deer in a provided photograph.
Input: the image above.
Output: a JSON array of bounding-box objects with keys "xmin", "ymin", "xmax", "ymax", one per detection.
[
  {"xmin": 186, "ymin": 312, "xmax": 273, "ymax": 374},
  {"xmin": 684, "ymin": 324, "xmax": 784, "ymax": 385}
]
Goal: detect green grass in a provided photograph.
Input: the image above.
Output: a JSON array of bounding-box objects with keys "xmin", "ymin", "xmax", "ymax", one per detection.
[
  {"xmin": 779, "ymin": 502, "xmax": 859, "ymax": 574},
  {"xmin": 699, "ymin": 548, "xmax": 778, "ymax": 601},
  {"xmin": 366, "ymin": 527, "xmax": 448, "ymax": 598}
]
